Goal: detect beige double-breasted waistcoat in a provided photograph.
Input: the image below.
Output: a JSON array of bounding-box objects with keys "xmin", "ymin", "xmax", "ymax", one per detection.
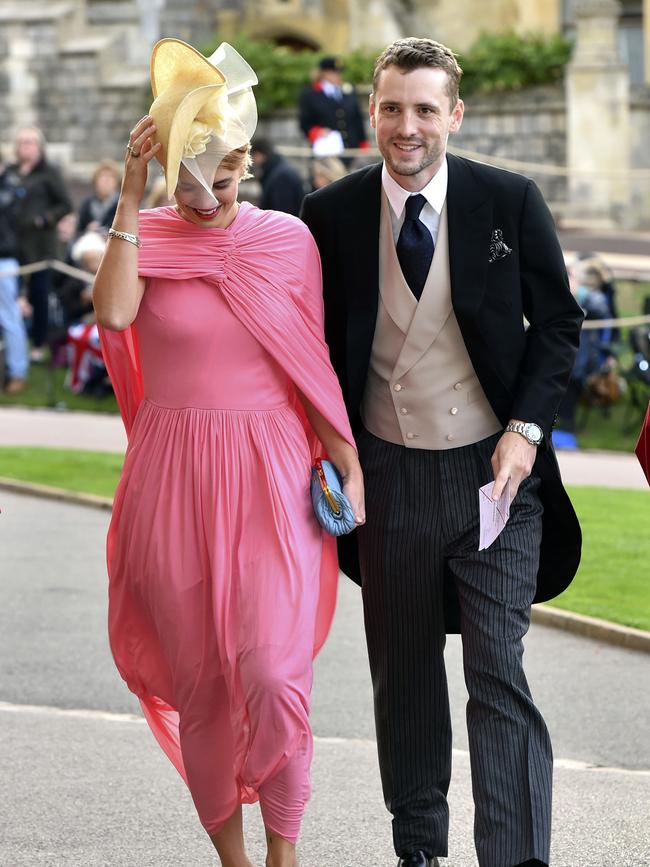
[{"xmin": 361, "ymin": 192, "xmax": 501, "ymax": 450}]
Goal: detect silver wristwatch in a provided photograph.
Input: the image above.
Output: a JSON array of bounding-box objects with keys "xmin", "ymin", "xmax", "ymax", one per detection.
[{"xmin": 505, "ymin": 421, "xmax": 543, "ymax": 445}]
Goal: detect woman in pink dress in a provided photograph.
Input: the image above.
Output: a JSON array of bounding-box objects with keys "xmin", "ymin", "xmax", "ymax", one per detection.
[{"xmin": 92, "ymin": 40, "xmax": 364, "ymax": 867}]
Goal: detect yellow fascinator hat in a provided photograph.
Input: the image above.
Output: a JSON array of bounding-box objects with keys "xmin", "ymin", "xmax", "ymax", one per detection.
[{"xmin": 149, "ymin": 38, "xmax": 258, "ymax": 198}]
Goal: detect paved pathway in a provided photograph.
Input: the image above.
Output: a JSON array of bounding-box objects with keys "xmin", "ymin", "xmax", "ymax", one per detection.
[
  {"xmin": 1, "ymin": 405, "xmax": 647, "ymax": 489},
  {"xmin": 1, "ymin": 491, "xmax": 649, "ymax": 866}
]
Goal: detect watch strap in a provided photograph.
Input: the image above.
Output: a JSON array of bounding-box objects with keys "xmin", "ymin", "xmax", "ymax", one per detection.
[{"xmin": 505, "ymin": 421, "xmax": 542, "ymax": 444}]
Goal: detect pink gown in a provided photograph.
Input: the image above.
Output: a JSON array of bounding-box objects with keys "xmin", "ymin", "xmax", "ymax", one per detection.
[{"xmin": 100, "ymin": 203, "xmax": 354, "ymax": 837}]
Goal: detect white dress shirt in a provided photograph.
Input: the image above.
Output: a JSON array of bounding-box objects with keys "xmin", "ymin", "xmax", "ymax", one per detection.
[
  {"xmin": 381, "ymin": 159, "xmax": 448, "ymax": 246},
  {"xmin": 320, "ymin": 80, "xmax": 342, "ymax": 100}
]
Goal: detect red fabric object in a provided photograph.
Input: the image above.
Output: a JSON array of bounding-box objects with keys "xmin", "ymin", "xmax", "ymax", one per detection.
[
  {"xmin": 358, "ymin": 140, "xmax": 370, "ymax": 150},
  {"xmin": 66, "ymin": 322, "xmax": 104, "ymax": 393},
  {"xmin": 307, "ymin": 125, "xmax": 326, "ymax": 144},
  {"xmin": 635, "ymin": 399, "xmax": 650, "ymax": 486}
]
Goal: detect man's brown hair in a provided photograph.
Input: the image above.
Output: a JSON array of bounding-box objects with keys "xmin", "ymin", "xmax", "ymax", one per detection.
[{"xmin": 372, "ymin": 38, "xmax": 463, "ymax": 107}]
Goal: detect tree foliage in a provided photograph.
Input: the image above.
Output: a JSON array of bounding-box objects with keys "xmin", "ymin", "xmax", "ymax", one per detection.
[
  {"xmin": 459, "ymin": 31, "xmax": 573, "ymax": 95},
  {"xmin": 201, "ymin": 31, "xmax": 573, "ymax": 115}
]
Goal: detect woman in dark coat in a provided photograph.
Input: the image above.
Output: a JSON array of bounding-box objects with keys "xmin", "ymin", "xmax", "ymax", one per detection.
[
  {"xmin": 76, "ymin": 159, "xmax": 121, "ymax": 236},
  {"xmin": 4, "ymin": 127, "xmax": 72, "ymax": 360}
]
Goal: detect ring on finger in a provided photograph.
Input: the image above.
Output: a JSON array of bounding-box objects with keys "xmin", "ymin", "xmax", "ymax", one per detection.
[{"xmin": 126, "ymin": 144, "xmax": 141, "ymax": 158}]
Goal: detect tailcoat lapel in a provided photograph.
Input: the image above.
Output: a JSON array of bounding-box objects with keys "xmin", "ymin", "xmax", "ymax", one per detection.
[
  {"xmin": 341, "ymin": 164, "xmax": 383, "ymax": 408},
  {"xmin": 342, "ymin": 163, "xmax": 382, "ymax": 316},
  {"xmin": 446, "ymin": 154, "xmax": 494, "ymax": 318}
]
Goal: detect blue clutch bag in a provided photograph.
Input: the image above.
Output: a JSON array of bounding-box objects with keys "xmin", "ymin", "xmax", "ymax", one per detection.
[{"xmin": 310, "ymin": 458, "xmax": 357, "ymax": 536}]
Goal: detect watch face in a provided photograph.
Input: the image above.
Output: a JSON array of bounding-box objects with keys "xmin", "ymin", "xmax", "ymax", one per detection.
[{"xmin": 525, "ymin": 423, "xmax": 543, "ymax": 444}]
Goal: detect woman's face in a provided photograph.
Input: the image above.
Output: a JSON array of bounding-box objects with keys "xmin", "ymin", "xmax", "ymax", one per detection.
[
  {"xmin": 15, "ymin": 130, "xmax": 42, "ymax": 165},
  {"xmin": 174, "ymin": 163, "xmax": 242, "ymax": 228},
  {"xmin": 94, "ymin": 169, "xmax": 119, "ymax": 200}
]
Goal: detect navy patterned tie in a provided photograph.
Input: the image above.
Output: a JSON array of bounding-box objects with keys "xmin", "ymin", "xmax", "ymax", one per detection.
[{"xmin": 396, "ymin": 193, "xmax": 434, "ymax": 301}]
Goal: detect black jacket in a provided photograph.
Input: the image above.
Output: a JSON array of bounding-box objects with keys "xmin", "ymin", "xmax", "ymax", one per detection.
[
  {"xmin": 3, "ymin": 158, "xmax": 73, "ymax": 264},
  {"xmin": 298, "ymin": 83, "xmax": 367, "ymax": 149},
  {"xmin": 258, "ymin": 153, "xmax": 305, "ymax": 216},
  {"xmin": 76, "ymin": 193, "xmax": 119, "ymax": 236},
  {"xmin": 0, "ymin": 170, "xmax": 19, "ymax": 259},
  {"xmin": 301, "ymin": 155, "xmax": 584, "ymax": 619}
]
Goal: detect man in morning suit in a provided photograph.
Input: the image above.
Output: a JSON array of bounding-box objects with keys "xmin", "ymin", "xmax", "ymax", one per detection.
[
  {"xmin": 298, "ymin": 56, "xmax": 368, "ymax": 153},
  {"xmin": 301, "ymin": 38, "xmax": 583, "ymax": 867}
]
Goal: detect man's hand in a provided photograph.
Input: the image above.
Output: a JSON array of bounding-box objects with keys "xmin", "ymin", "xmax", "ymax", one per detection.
[{"xmin": 491, "ymin": 428, "xmax": 538, "ymax": 500}]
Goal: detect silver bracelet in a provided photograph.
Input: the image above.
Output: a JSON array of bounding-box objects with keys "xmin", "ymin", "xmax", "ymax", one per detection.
[{"xmin": 108, "ymin": 228, "xmax": 141, "ymax": 248}]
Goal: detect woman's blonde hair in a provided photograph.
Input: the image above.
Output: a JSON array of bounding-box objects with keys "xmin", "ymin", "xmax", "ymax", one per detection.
[{"xmin": 221, "ymin": 144, "xmax": 253, "ymax": 180}]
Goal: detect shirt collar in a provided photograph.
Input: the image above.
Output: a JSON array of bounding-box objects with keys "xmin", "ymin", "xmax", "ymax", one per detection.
[
  {"xmin": 320, "ymin": 80, "xmax": 341, "ymax": 99},
  {"xmin": 381, "ymin": 157, "xmax": 448, "ymax": 219}
]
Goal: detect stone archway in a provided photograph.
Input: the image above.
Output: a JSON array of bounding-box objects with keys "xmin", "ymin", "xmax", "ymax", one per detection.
[{"xmin": 273, "ymin": 33, "xmax": 322, "ymax": 51}]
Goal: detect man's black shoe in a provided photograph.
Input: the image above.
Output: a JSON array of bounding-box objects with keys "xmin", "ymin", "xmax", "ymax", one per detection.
[{"xmin": 396, "ymin": 853, "xmax": 439, "ymax": 867}]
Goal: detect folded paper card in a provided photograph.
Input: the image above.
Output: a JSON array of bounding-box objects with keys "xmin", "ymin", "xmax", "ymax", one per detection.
[{"xmin": 478, "ymin": 478, "xmax": 511, "ymax": 550}]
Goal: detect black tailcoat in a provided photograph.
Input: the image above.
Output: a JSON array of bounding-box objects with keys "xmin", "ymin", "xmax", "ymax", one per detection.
[
  {"xmin": 298, "ymin": 84, "xmax": 367, "ymax": 149},
  {"xmin": 301, "ymin": 155, "xmax": 584, "ymax": 626}
]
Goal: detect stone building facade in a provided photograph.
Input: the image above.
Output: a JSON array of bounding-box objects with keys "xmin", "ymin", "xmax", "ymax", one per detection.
[{"xmin": 1, "ymin": 0, "xmax": 649, "ymax": 226}]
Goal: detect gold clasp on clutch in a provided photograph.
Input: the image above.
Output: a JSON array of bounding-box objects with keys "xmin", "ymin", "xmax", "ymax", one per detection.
[{"xmin": 314, "ymin": 459, "xmax": 342, "ymax": 517}]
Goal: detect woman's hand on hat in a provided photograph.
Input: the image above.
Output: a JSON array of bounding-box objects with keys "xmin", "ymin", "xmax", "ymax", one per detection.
[{"xmin": 121, "ymin": 115, "xmax": 161, "ymax": 206}]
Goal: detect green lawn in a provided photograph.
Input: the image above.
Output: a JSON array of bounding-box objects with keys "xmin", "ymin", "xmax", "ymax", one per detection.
[
  {"xmin": 0, "ymin": 447, "xmax": 122, "ymax": 498},
  {"xmin": 547, "ymin": 485, "xmax": 650, "ymax": 632},
  {"xmin": 0, "ymin": 447, "xmax": 647, "ymax": 631},
  {"xmin": 0, "ymin": 363, "xmax": 118, "ymax": 414},
  {"xmin": 571, "ymin": 399, "xmax": 646, "ymax": 452}
]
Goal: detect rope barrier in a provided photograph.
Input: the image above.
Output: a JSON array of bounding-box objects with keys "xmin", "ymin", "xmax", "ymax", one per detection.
[
  {"xmin": 0, "ymin": 259, "xmax": 93, "ymax": 283},
  {"xmin": 0, "ymin": 260, "xmax": 646, "ymax": 333},
  {"xmin": 277, "ymin": 143, "xmax": 650, "ymax": 180},
  {"xmin": 582, "ymin": 314, "xmax": 650, "ymax": 330}
]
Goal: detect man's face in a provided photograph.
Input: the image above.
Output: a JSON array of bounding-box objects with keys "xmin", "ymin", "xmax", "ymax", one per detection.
[
  {"xmin": 369, "ymin": 65, "xmax": 464, "ymax": 190},
  {"xmin": 321, "ymin": 69, "xmax": 343, "ymax": 87}
]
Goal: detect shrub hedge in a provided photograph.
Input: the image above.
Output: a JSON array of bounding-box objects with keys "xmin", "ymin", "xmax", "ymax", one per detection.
[{"xmin": 202, "ymin": 31, "xmax": 573, "ymax": 115}]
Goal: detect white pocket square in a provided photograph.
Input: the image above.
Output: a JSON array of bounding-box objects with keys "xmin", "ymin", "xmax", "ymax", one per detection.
[{"xmin": 488, "ymin": 229, "xmax": 512, "ymax": 263}]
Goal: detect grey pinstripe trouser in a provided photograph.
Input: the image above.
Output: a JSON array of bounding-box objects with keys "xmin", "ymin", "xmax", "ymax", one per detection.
[{"xmin": 356, "ymin": 429, "xmax": 552, "ymax": 867}]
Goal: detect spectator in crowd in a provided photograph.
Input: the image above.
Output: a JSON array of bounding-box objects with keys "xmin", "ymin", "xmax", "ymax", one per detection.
[
  {"xmin": 0, "ymin": 163, "xmax": 29, "ymax": 393},
  {"xmin": 3, "ymin": 126, "xmax": 73, "ymax": 362},
  {"xmin": 56, "ymin": 212, "xmax": 78, "ymax": 258},
  {"xmin": 555, "ymin": 261, "xmax": 612, "ymax": 447},
  {"xmin": 575, "ymin": 252, "xmax": 620, "ymax": 345},
  {"xmin": 64, "ymin": 232, "xmax": 108, "ymax": 396},
  {"xmin": 250, "ymin": 137, "xmax": 305, "ymax": 215},
  {"xmin": 311, "ymin": 156, "xmax": 347, "ymax": 190},
  {"xmin": 299, "ymin": 56, "xmax": 368, "ymax": 159},
  {"xmin": 56, "ymin": 231, "xmax": 104, "ymax": 329},
  {"xmin": 76, "ymin": 159, "xmax": 121, "ymax": 237}
]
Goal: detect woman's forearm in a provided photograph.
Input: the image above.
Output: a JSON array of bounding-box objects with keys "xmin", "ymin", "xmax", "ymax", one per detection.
[
  {"xmin": 297, "ymin": 389, "xmax": 366, "ymax": 524},
  {"xmin": 92, "ymin": 197, "xmax": 144, "ymax": 331},
  {"xmin": 297, "ymin": 389, "xmax": 358, "ymax": 476}
]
